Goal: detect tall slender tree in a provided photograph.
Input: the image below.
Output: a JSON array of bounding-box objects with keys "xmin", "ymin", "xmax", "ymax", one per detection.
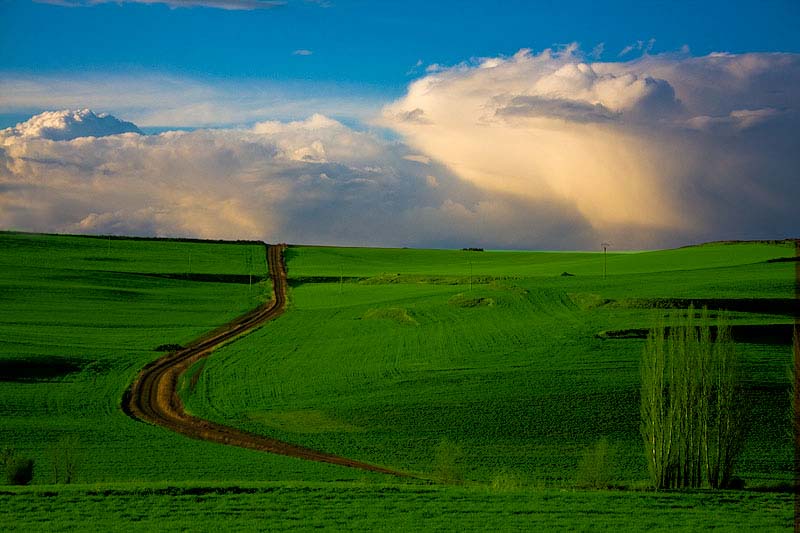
[{"xmin": 641, "ymin": 307, "xmax": 746, "ymax": 489}]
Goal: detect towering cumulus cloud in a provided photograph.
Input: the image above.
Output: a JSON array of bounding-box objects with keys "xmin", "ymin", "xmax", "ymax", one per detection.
[
  {"xmin": 1, "ymin": 48, "xmax": 798, "ymax": 248},
  {"xmin": 2, "ymin": 109, "xmax": 142, "ymax": 141},
  {"xmin": 4, "ymin": 111, "xmax": 567, "ymax": 247},
  {"xmin": 383, "ymin": 48, "xmax": 800, "ymax": 244}
]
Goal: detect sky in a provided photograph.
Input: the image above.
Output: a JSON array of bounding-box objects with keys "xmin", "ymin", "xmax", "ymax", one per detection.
[{"xmin": 0, "ymin": 0, "xmax": 798, "ymax": 249}]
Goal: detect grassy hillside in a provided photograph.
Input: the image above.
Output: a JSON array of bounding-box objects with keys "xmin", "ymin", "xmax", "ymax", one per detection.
[
  {"xmin": 287, "ymin": 242, "xmax": 794, "ymax": 278},
  {"xmin": 186, "ymin": 241, "xmax": 796, "ymax": 486},
  {"xmin": 0, "ymin": 232, "xmax": 378, "ymax": 484},
  {"xmin": 0, "ymin": 234, "xmax": 794, "ymax": 529}
]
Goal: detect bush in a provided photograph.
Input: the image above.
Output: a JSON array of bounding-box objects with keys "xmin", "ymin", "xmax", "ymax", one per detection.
[
  {"xmin": 490, "ymin": 470, "xmax": 523, "ymax": 492},
  {"xmin": 6, "ymin": 458, "xmax": 34, "ymax": 485},
  {"xmin": 433, "ymin": 439, "xmax": 464, "ymax": 485},
  {"xmin": 576, "ymin": 437, "xmax": 615, "ymax": 489},
  {"xmin": 154, "ymin": 343, "xmax": 183, "ymax": 352},
  {"xmin": 1, "ymin": 447, "xmax": 34, "ymax": 485}
]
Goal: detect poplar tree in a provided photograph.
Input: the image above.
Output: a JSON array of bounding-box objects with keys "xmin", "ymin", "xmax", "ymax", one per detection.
[{"xmin": 640, "ymin": 306, "xmax": 745, "ymax": 489}]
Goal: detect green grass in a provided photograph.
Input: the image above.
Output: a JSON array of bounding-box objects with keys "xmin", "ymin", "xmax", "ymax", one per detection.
[
  {"xmin": 0, "ymin": 232, "xmax": 383, "ymax": 484},
  {"xmin": 0, "ymin": 482, "xmax": 792, "ymax": 531},
  {"xmin": 286, "ymin": 241, "xmax": 795, "ymax": 278},
  {"xmin": 186, "ymin": 242, "xmax": 796, "ymax": 487},
  {"xmin": 1, "ymin": 233, "xmax": 795, "ymax": 529}
]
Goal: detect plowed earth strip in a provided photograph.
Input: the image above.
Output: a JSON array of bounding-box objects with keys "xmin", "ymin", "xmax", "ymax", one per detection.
[{"xmin": 123, "ymin": 244, "xmax": 407, "ymax": 477}]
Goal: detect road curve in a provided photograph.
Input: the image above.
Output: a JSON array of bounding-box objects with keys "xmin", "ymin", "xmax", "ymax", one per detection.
[{"xmin": 123, "ymin": 243, "xmax": 407, "ymax": 477}]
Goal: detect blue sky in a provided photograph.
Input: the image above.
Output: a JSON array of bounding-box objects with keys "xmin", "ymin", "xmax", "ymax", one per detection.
[
  {"xmin": 1, "ymin": 0, "xmax": 798, "ymax": 248},
  {"xmin": 1, "ymin": 0, "xmax": 798, "ymax": 115}
]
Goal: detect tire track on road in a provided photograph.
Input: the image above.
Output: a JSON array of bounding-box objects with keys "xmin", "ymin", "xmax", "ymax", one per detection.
[{"xmin": 123, "ymin": 243, "xmax": 408, "ymax": 477}]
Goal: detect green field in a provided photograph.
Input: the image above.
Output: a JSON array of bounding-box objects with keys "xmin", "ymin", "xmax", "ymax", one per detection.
[
  {"xmin": 0, "ymin": 233, "xmax": 796, "ymax": 529},
  {"xmin": 0, "ymin": 232, "xmax": 380, "ymax": 485},
  {"xmin": 0, "ymin": 483, "xmax": 792, "ymax": 531},
  {"xmin": 186, "ymin": 242, "xmax": 796, "ymax": 486}
]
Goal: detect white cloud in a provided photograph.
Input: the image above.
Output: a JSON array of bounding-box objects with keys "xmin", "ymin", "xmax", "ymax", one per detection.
[
  {"xmin": 406, "ymin": 59, "xmax": 425, "ymax": 76},
  {"xmin": 2, "ymin": 48, "xmax": 798, "ymax": 249},
  {"xmin": 1, "ymin": 109, "xmax": 141, "ymax": 141},
  {"xmin": 403, "ymin": 154, "xmax": 431, "ymax": 165},
  {"xmin": 0, "ymin": 74, "xmax": 384, "ymax": 128},
  {"xmin": 685, "ymin": 107, "xmax": 779, "ymax": 131},
  {"xmin": 619, "ymin": 38, "xmax": 656, "ymax": 57},
  {"xmin": 35, "ymin": 0, "xmax": 285, "ymax": 10},
  {"xmin": 381, "ymin": 47, "xmax": 800, "ymax": 243},
  {"xmin": 293, "ymin": 49, "xmax": 313, "ymax": 56},
  {"xmin": 0, "ymin": 109, "xmax": 602, "ymax": 248}
]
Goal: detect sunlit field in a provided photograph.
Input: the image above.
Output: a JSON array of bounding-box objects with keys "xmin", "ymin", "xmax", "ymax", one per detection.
[
  {"xmin": 3, "ymin": 0, "xmax": 799, "ymax": 530},
  {"xmin": 0, "ymin": 233, "xmax": 795, "ymax": 529},
  {"xmin": 186, "ymin": 242, "xmax": 796, "ymax": 486},
  {"xmin": 0, "ymin": 232, "xmax": 375, "ymax": 484}
]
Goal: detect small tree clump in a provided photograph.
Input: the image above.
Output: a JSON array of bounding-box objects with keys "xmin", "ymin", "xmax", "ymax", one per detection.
[
  {"xmin": 2, "ymin": 447, "xmax": 34, "ymax": 486},
  {"xmin": 49, "ymin": 435, "xmax": 81, "ymax": 484}
]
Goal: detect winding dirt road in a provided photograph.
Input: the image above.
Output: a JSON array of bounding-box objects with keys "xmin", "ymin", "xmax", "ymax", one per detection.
[{"xmin": 123, "ymin": 243, "xmax": 406, "ymax": 477}]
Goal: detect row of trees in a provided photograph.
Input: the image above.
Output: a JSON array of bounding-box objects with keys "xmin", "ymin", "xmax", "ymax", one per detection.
[{"xmin": 640, "ymin": 307, "xmax": 746, "ymax": 489}]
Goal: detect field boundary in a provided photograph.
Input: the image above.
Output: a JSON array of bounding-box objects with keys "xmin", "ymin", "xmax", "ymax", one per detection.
[{"xmin": 122, "ymin": 243, "xmax": 408, "ymax": 477}]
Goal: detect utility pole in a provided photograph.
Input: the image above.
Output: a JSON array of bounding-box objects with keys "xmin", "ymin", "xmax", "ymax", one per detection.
[
  {"xmin": 601, "ymin": 242, "xmax": 610, "ymax": 279},
  {"xmin": 469, "ymin": 260, "xmax": 473, "ymax": 291},
  {"xmin": 247, "ymin": 249, "xmax": 253, "ymax": 291}
]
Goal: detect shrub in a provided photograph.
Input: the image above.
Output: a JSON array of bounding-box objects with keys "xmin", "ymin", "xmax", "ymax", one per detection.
[
  {"xmin": 6, "ymin": 457, "xmax": 34, "ymax": 485},
  {"xmin": 154, "ymin": 343, "xmax": 183, "ymax": 352},
  {"xmin": 2, "ymin": 447, "xmax": 34, "ymax": 485},
  {"xmin": 433, "ymin": 439, "xmax": 464, "ymax": 485},
  {"xmin": 490, "ymin": 469, "xmax": 522, "ymax": 492},
  {"xmin": 576, "ymin": 437, "xmax": 615, "ymax": 489}
]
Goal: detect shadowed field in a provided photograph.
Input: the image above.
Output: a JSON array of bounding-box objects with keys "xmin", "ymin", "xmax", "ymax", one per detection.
[{"xmin": 0, "ymin": 483, "xmax": 792, "ymax": 531}]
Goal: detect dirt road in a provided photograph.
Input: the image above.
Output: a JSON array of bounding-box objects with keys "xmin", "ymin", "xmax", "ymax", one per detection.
[{"xmin": 123, "ymin": 244, "xmax": 407, "ymax": 477}]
